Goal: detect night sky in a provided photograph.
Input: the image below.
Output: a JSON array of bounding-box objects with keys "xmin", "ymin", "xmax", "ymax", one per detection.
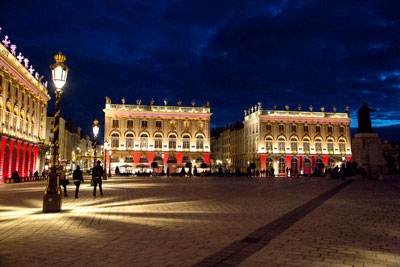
[{"xmin": 1, "ymin": 1, "xmax": 400, "ymax": 141}]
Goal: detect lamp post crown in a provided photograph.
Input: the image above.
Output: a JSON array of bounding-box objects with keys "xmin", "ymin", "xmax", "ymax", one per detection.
[{"xmin": 54, "ymin": 52, "xmax": 66, "ymax": 63}]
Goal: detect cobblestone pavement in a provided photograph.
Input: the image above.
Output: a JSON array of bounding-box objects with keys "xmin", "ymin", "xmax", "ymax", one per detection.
[{"xmin": 0, "ymin": 176, "xmax": 399, "ymax": 267}]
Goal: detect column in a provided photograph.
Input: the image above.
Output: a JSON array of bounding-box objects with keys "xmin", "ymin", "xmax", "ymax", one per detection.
[
  {"xmin": 27, "ymin": 143, "xmax": 32, "ymax": 176},
  {"xmin": 12, "ymin": 140, "xmax": 21, "ymax": 173},
  {"xmin": 22, "ymin": 142, "xmax": 27, "ymax": 176},
  {"xmin": 33, "ymin": 145, "xmax": 38, "ymax": 172},
  {"xmin": 0, "ymin": 136, "xmax": 7, "ymax": 181},
  {"xmin": 6, "ymin": 139, "xmax": 15, "ymax": 179}
]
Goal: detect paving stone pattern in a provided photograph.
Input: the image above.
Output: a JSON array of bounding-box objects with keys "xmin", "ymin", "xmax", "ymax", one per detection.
[{"xmin": 0, "ymin": 176, "xmax": 399, "ymax": 267}]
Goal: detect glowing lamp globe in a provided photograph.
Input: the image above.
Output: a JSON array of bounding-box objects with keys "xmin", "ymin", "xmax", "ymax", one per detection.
[
  {"xmin": 50, "ymin": 52, "xmax": 69, "ymax": 91},
  {"xmin": 92, "ymin": 120, "xmax": 100, "ymax": 138}
]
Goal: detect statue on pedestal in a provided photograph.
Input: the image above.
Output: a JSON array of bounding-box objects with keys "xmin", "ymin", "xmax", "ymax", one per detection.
[{"xmin": 357, "ymin": 103, "xmax": 376, "ymax": 133}]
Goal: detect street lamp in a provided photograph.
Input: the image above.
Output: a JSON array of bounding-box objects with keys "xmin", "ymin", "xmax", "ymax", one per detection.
[
  {"xmin": 43, "ymin": 52, "xmax": 69, "ymax": 213},
  {"xmin": 103, "ymin": 141, "xmax": 108, "ymax": 180},
  {"xmin": 92, "ymin": 120, "xmax": 99, "ymax": 167}
]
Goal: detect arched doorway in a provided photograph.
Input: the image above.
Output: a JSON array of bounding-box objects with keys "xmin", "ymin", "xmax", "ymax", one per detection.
[
  {"xmin": 278, "ymin": 158, "xmax": 286, "ymax": 175},
  {"xmin": 304, "ymin": 158, "xmax": 311, "ymax": 174},
  {"xmin": 291, "ymin": 158, "xmax": 298, "ymax": 175}
]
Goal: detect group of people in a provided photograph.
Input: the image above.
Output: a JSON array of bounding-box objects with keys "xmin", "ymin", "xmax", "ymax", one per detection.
[
  {"xmin": 59, "ymin": 160, "xmax": 104, "ymax": 198},
  {"xmin": 11, "ymin": 169, "xmax": 44, "ymax": 183}
]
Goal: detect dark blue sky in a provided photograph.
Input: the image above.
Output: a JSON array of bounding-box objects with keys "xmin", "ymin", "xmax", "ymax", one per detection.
[{"xmin": 1, "ymin": 0, "xmax": 400, "ymax": 140}]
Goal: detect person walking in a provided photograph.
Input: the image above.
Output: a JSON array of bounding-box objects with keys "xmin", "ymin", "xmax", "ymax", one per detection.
[
  {"xmin": 73, "ymin": 165, "xmax": 84, "ymax": 198},
  {"xmin": 34, "ymin": 170, "xmax": 39, "ymax": 180},
  {"xmin": 92, "ymin": 160, "xmax": 103, "ymax": 197},
  {"xmin": 59, "ymin": 165, "xmax": 68, "ymax": 197}
]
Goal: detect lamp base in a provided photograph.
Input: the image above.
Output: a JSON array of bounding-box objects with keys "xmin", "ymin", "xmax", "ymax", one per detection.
[
  {"xmin": 43, "ymin": 193, "xmax": 62, "ymax": 213},
  {"xmin": 43, "ymin": 170, "xmax": 62, "ymax": 213}
]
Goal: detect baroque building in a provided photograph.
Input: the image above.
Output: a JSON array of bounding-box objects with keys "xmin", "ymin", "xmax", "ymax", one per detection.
[
  {"xmin": 211, "ymin": 103, "xmax": 352, "ymax": 176},
  {"xmin": 103, "ymin": 98, "xmax": 212, "ymax": 173},
  {"xmin": 0, "ymin": 39, "xmax": 50, "ymax": 181}
]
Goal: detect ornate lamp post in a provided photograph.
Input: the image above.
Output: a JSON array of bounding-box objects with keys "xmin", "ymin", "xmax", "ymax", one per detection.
[
  {"xmin": 103, "ymin": 141, "xmax": 108, "ymax": 180},
  {"xmin": 92, "ymin": 120, "xmax": 100, "ymax": 166},
  {"xmin": 43, "ymin": 52, "xmax": 69, "ymax": 213}
]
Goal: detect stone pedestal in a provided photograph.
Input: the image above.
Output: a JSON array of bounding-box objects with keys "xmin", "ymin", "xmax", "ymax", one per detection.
[{"xmin": 352, "ymin": 133, "xmax": 385, "ymax": 178}]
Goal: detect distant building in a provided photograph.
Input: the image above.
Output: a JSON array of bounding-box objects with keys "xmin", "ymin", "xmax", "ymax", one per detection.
[
  {"xmin": 211, "ymin": 103, "xmax": 352, "ymax": 176},
  {"xmin": 103, "ymin": 98, "xmax": 212, "ymax": 174},
  {"xmin": 0, "ymin": 40, "xmax": 50, "ymax": 180},
  {"xmin": 45, "ymin": 116, "xmax": 95, "ymax": 172}
]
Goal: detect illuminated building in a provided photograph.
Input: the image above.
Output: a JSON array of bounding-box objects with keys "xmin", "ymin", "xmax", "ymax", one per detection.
[
  {"xmin": 0, "ymin": 33, "xmax": 50, "ymax": 181},
  {"xmin": 212, "ymin": 103, "xmax": 352, "ymax": 176},
  {"xmin": 103, "ymin": 98, "xmax": 212, "ymax": 173}
]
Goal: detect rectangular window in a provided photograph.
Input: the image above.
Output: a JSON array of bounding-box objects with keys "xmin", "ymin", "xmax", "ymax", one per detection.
[
  {"xmin": 340, "ymin": 126, "xmax": 344, "ymax": 135},
  {"xmin": 156, "ymin": 121, "xmax": 162, "ymax": 128},
  {"xmin": 316, "ymin": 125, "xmax": 321, "ymax": 133},
  {"xmin": 127, "ymin": 120, "xmax": 133, "ymax": 128},
  {"xmin": 316, "ymin": 141, "xmax": 322, "ymax": 153},
  {"xmin": 291, "ymin": 125, "xmax": 296, "ymax": 133},
  {"xmin": 155, "ymin": 137, "xmax": 162, "ymax": 149},
  {"xmin": 141, "ymin": 120, "xmax": 148, "ymax": 128},
  {"xmin": 304, "ymin": 125, "xmax": 308, "ymax": 133},
  {"xmin": 266, "ymin": 124, "xmax": 271, "ymax": 132},
  {"xmin": 328, "ymin": 126, "xmax": 333, "ymax": 134},
  {"xmin": 303, "ymin": 141, "xmax": 310, "ymax": 153},
  {"xmin": 112, "ymin": 120, "xmax": 119, "ymax": 128},
  {"xmin": 279, "ymin": 124, "xmax": 284, "ymax": 132}
]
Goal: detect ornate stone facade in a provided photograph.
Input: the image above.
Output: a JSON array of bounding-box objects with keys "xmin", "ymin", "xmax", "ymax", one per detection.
[
  {"xmin": 103, "ymin": 98, "xmax": 212, "ymax": 174},
  {"xmin": 0, "ymin": 42, "xmax": 50, "ymax": 181},
  {"xmin": 212, "ymin": 103, "xmax": 352, "ymax": 176}
]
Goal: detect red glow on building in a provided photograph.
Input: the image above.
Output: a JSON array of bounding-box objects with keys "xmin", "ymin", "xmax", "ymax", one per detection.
[
  {"xmin": 323, "ymin": 155, "xmax": 329, "ymax": 167},
  {"xmin": 133, "ymin": 152, "xmax": 140, "ymax": 164},
  {"xmin": 261, "ymin": 154, "xmax": 266, "ymax": 170},
  {"xmin": 285, "ymin": 155, "xmax": 292, "ymax": 169},
  {"xmin": 7, "ymin": 139, "xmax": 15, "ymax": 179},
  {"xmin": 204, "ymin": 153, "xmax": 210, "ymax": 164},
  {"xmin": 176, "ymin": 153, "xmax": 182, "ymax": 165},
  {"xmin": 27, "ymin": 144, "xmax": 32, "ymax": 175},
  {"xmin": 22, "ymin": 142, "xmax": 27, "ymax": 177},
  {"xmin": 346, "ymin": 156, "xmax": 352, "ymax": 162},
  {"xmin": 0, "ymin": 137, "xmax": 7, "ymax": 181},
  {"xmin": 15, "ymin": 141, "xmax": 21, "ymax": 173},
  {"xmin": 311, "ymin": 155, "xmax": 316, "ymax": 167},
  {"xmin": 163, "ymin": 153, "xmax": 168, "ymax": 167},
  {"xmin": 33, "ymin": 145, "xmax": 38, "ymax": 172},
  {"xmin": 148, "ymin": 152, "xmax": 154, "ymax": 163}
]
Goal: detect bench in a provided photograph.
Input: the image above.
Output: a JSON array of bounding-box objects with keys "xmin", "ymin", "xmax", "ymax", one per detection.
[{"xmin": 4, "ymin": 176, "xmax": 46, "ymax": 183}]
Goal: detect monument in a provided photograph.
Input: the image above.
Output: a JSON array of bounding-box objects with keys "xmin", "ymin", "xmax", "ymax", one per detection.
[{"xmin": 352, "ymin": 103, "xmax": 385, "ymax": 178}]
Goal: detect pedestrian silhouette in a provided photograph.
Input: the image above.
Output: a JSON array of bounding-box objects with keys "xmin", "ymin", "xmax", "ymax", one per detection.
[
  {"xmin": 92, "ymin": 161, "xmax": 103, "ymax": 197},
  {"xmin": 73, "ymin": 165, "xmax": 84, "ymax": 198}
]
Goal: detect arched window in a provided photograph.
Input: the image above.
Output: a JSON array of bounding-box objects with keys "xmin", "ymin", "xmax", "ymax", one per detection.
[
  {"xmin": 278, "ymin": 137, "xmax": 285, "ymax": 152},
  {"xmin": 169, "ymin": 134, "xmax": 176, "ymax": 149},
  {"xmin": 111, "ymin": 133, "xmax": 119, "ymax": 148},
  {"xmin": 126, "ymin": 133, "xmax": 134, "ymax": 149},
  {"xmin": 196, "ymin": 135, "xmax": 204, "ymax": 149},
  {"xmin": 183, "ymin": 134, "xmax": 190, "ymax": 149},
  {"xmin": 327, "ymin": 139, "xmax": 334, "ymax": 153},
  {"xmin": 315, "ymin": 138, "xmax": 322, "ymax": 153},
  {"xmin": 155, "ymin": 134, "xmax": 163, "ymax": 149},
  {"xmin": 196, "ymin": 156, "xmax": 204, "ymax": 163},
  {"xmin": 278, "ymin": 158, "xmax": 286, "ymax": 174},
  {"xmin": 290, "ymin": 138, "xmax": 298, "ymax": 152},
  {"xmin": 339, "ymin": 139, "xmax": 346, "ymax": 153},
  {"xmin": 140, "ymin": 133, "xmax": 148, "ymax": 149},
  {"xmin": 303, "ymin": 138, "xmax": 310, "ymax": 153},
  {"xmin": 265, "ymin": 137, "xmax": 273, "ymax": 152}
]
